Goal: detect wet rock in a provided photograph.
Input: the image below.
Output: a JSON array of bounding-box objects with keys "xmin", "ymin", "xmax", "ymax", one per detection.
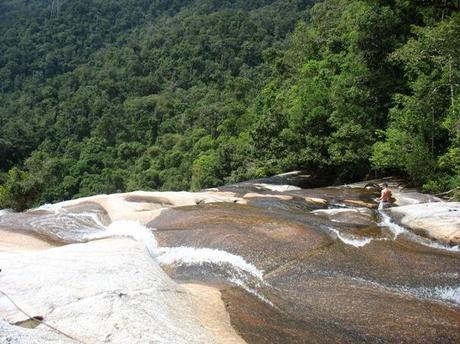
[
  {"xmin": 252, "ymin": 184, "xmax": 302, "ymax": 192},
  {"xmin": 268, "ymin": 271, "xmax": 460, "ymax": 344},
  {"xmin": 2, "ymin": 177, "xmax": 459, "ymax": 344},
  {"xmin": 221, "ymin": 286, "xmax": 345, "ymax": 344},
  {"xmin": 342, "ymin": 199, "xmax": 377, "ymax": 209},
  {"xmin": 252, "ymin": 171, "xmax": 315, "ymax": 186},
  {"xmin": 180, "ymin": 284, "xmax": 246, "ymax": 344},
  {"xmin": 346, "ymin": 178, "xmax": 443, "ymax": 206},
  {"xmin": 392, "ymin": 191, "xmax": 442, "ymax": 206},
  {"xmin": 25, "ymin": 190, "xmax": 243, "ymax": 225},
  {"xmin": 312, "ymin": 207, "xmax": 375, "ymax": 226},
  {"xmin": 388, "ymin": 202, "xmax": 460, "ymax": 245},
  {"xmin": 289, "ymin": 186, "xmax": 379, "ymax": 209},
  {"xmin": 242, "ymin": 193, "xmax": 294, "ymax": 201},
  {"xmin": 148, "ymin": 203, "xmax": 332, "ymax": 272},
  {"xmin": 216, "ymin": 171, "xmax": 328, "ymax": 196},
  {"xmin": 243, "ymin": 196, "xmax": 319, "ymax": 213},
  {"xmin": 0, "ymin": 238, "xmax": 245, "ymax": 344},
  {"xmin": 347, "ymin": 178, "xmax": 403, "ymax": 189},
  {"xmin": 269, "ymin": 236, "xmax": 459, "ymax": 289},
  {"xmin": 0, "ymin": 209, "xmax": 106, "ymax": 244},
  {"xmin": 61, "ymin": 201, "xmax": 112, "ymax": 225}
]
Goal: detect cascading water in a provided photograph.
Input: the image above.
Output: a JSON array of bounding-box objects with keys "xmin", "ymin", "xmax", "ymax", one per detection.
[
  {"xmin": 3, "ymin": 204, "xmax": 273, "ymax": 304},
  {"xmin": 87, "ymin": 220, "xmax": 159, "ymax": 258},
  {"xmin": 377, "ymin": 208, "xmax": 405, "ymax": 238},
  {"xmin": 155, "ymin": 246, "xmax": 264, "ymax": 280},
  {"xmin": 0, "ymin": 209, "xmax": 12, "ymax": 217},
  {"xmin": 88, "ymin": 222, "xmax": 273, "ymax": 304},
  {"xmin": 346, "ymin": 275, "xmax": 460, "ymax": 307},
  {"xmin": 409, "ymin": 285, "xmax": 460, "ymax": 305},
  {"xmin": 322, "ymin": 200, "xmax": 460, "ymax": 252},
  {"xmin": 155, "ymin": 246, "xmax": 272, "ymax": 305},
  {"xmin": 2, "ymin": 182, "xmax": 459, "ymax": 343},
  {"xmin": 377, "ymin": 208, "xmax": 460, "ymax": 252},
  {"xmin": 325, "ymin": 225, "xmax": 374, "ymax": 247}
]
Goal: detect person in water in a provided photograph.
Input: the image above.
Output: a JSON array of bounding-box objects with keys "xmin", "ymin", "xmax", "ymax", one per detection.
[{"xmin": 378, "ymin": 183, "xmax": 392, "ymax": 208}]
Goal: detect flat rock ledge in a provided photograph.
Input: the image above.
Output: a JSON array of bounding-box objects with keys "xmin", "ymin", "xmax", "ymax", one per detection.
[
  {"xmin": 388, "ymin": 202, "xmax": 460, "ymax": 245},
  {"xmin": 0, "ymin": 238, "xmax": 245, "ymax": 344},
  {"xmin": 49, "ymin": 190, "xmax": 242, "ymax": 224}
]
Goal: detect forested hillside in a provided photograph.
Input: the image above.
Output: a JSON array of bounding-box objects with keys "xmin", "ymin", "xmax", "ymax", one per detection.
[{"xmin": 0, "ymin": 0, "xmax": 459, "ymax": 210}]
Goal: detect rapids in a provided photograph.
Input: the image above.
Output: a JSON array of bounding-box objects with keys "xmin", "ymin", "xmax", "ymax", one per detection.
[{"xmin": 1, "ymin": 173, "xmax": 459, "ymax": 343}]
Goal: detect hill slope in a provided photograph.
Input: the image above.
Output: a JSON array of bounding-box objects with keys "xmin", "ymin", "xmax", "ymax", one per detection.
[{"xmin": 0, "ymin": 0, "xmax": 458, "ymax": 209}]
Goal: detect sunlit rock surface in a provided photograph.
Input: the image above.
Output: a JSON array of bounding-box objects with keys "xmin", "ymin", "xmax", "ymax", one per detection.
[
  {"xmin": 346, "ymin": 178, "xmax": 443, "ymax": 206},
  {"xmin": 388, "ymin": 202, "xmax": 460, "ymax": 245},
  {"xmin": 147, "ymin": 196, "xmax": 460, "ymax": 343},
  {"xmin": 0, "ymin": 190, "xmax": 241, "ymax": 243},
  {"xmin": 47, "ymin": 190, "xmax": 241, "ymax": 224},
  {"xmin": 1, "ymin": 172, "xmax": 459, "ymax": 343},
  {"xmin": 0, "ymin": 238, "xmax": 244, "ymax": 344}
]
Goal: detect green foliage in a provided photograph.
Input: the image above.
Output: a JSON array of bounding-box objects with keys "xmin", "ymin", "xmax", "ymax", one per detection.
[
  {"xmin": 191, "ymin": 152, "xmax": 222, "ymax": 191},
  {"xmin": 1, "ymin": 0, "xmax": 459, "ymax": 209},
  {"xmin": 0, "ymin": 0, "xmax": 310, "ymax": 208},
  {"xmin": 250, "ymin": 0, "xmax": 401, "ymax": 181},
  {"xmin": 0, "ymin": 167, "xmax": 40, "ymax": 211},
  {"xmin": 372, "ymin": 13, "xmax": 460, "ymax": 185}
]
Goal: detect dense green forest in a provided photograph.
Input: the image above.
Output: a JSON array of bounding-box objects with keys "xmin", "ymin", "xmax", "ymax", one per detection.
[{"xmin": 0, "ymin": 0, "xmax": 459, "ymax": 210}]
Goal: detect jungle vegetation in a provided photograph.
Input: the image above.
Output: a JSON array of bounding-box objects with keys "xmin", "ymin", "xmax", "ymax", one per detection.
[{"xmin": 0, "ymin": 0, "xmax": 459, "ymax": 209}]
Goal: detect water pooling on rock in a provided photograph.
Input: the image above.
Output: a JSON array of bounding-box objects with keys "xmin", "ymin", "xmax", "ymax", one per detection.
[{"xmin": 1, "ymin": 174, "xmax": 459, "ymax": 343}]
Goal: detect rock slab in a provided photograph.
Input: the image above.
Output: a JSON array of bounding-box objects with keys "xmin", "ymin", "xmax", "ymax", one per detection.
[
  {"xmin": 388, "ymin": 202, "xmax": 460, "ymax": 245},
  {"xmin": 0, "ymin": 238, "xmax": 244, "ymax": 344}
]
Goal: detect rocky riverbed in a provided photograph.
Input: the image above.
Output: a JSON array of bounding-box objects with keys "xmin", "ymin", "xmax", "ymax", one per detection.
[{"xmin": 1, "ymin": 172, "xmax": 459, "ymax": 343}]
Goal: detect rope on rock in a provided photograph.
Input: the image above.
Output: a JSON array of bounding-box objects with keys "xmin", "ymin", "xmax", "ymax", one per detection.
[{"xmin": 0, "ymin": 288, "xmax": 85, "ymax": 343}]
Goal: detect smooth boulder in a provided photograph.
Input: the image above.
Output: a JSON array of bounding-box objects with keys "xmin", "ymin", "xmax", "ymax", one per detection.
[
  {"xmin": 388, "ymin": 202, "xmax": 460, "ymax": 245},
  {"xmin": 0, "ymin": 238, "xmax": 244, "ymax": 344}
]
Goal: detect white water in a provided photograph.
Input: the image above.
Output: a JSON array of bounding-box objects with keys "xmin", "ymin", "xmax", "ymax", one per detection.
[
  {"xmin": 276, "ymin": 171, "xmax": 303, "ymax": 177},
  {"xmin": 321, "ymin": 207, "xmax": 459, "ymax": 252},
  {"xmin": 423, "ymin": 241, "xmax": 460, "ymax": 252},
  {"xmin": 37, "ymin": 203, "xmax": 107, "ymax": 228},
  {"xmin": 36, "ymin": 202, "xmax": 63, "ymax": 213},
  {"xmin": 79, "ymin": 219, "xmax": 267, "ymax": 286},
  {"xmin": 349, "ymin": 276, "xmax": 460, "ymax": 306},
  {"xmin": 326, "ymin": 226, "xmax": 373, "ymax": 248},
  {"xmin": 0, "ymin": 209, "xmax": 13, "ymax": 217},
  {"xmin": 14, "ymin": 200, "xmax": 460, "ymax": 309},
  {"xmin": 409, "ymin": 285, "xmax": 460, "ymax": 305},
  {"xmin": 378, "ymin": 210, "xmax": 405, "ymax": 238},
  {"xmin": 25, "ymin": 204, "xmax": 273, "ymax": 298},
  {"xmin": 229, "ymin": 276, "xmax": 274, "ymax": 306},
  {"xmin": 156, "ymin": 246, "xmax": 264, "ymax": 280},
  {"xmin": 254, "ymin": 183, "xmax": 301, "ymax": 192},
  {"xmin": 87, "ymin": 220, "xmax": 158, "ymax": 258},
  {"xmin": 32, "ymin": 204, "xmax": 157, "ymax": 254},
  {"xmin": 66, "ymin": 217, "xmax": 271, "ymax": 303},
  {"xmin": 155, "ymin": 246, "xmax": 272, "ymax": 304},
  {"xmin": 378, "ymin": 209, "xmax": 460, "ymax": 252}
]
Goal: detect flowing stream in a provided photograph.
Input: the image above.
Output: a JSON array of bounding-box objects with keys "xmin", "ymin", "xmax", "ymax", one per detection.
[{"xmin": 1, "ymin": 182, "xmax": 459, "ymax": 343}]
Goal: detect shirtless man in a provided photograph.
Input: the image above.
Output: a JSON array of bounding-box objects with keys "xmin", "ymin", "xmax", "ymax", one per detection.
[{"xmin": 378, "ymin": 183, "xmax": 392, "ymax": 208}]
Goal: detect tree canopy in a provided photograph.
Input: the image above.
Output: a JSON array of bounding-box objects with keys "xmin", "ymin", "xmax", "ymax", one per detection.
[{"xmin": 0, "ymin": 0, "xmax": 458, "ymax": 210}]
